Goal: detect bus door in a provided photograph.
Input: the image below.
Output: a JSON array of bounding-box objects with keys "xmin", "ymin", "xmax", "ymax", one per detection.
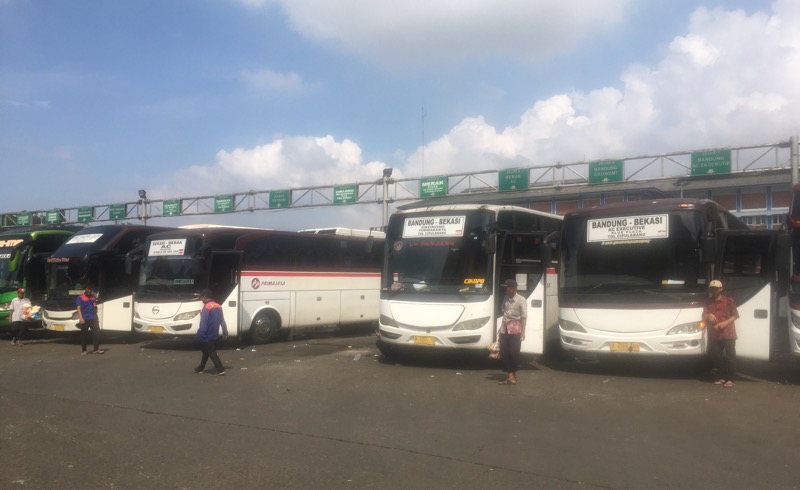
[
  {"xmin": 209, "ymin": 251, "xmax": 241, "ymax": 335},
  {"xmin": 98, "ymin": 255, "xmax": 137, "ymax": 332},
  {"xmin": 497, "ymin": 232, "xmax": 552, "ymax": 355},
  {"xmin": 718, "ymin": 230, "xmax": 782, "ymax": 361}
]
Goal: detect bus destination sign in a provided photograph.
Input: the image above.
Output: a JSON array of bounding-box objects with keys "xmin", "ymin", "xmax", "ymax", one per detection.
[
  {"xmin": 403, "ymin": 216, "xmax": 465, "ymax": 238},
  {"xmin": 149, "ymin": 239, "xmax": 187, "ymax": 256},
  {"xmin": 587, "ymin": 214, "xmax": 669, "ymax": 242}
]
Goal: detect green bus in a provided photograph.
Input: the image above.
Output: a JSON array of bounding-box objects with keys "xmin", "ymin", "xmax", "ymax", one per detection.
[{"xmin": 0, "ymin": 226, "xmax": 80, "ymax": 331}]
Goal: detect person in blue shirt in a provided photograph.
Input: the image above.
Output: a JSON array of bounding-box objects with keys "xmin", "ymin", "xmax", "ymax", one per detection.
[
  {"xmin": 195, "ymin": 289, "xmax": 228, "ymax": 376},
  {"xmin": 76, "ymin": 283, "xmax": 104, "ymax": 355}
]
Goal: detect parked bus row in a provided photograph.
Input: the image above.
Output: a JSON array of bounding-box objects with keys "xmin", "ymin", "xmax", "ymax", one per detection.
[
  {"xmin": 377, "ymin": 198, "xmax": 798, "ymax": 365},
  {"xmin": 4, "ymin": 192, "xmax": 798, "ymax": 366}
]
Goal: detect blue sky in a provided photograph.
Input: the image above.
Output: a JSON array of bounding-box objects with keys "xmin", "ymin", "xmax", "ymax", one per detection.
[{"xmin": 1, "ymin": 0, "xmax": 797, "ymax": 230}]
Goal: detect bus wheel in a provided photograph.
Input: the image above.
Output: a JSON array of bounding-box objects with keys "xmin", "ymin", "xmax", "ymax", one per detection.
[
  {"xmin": 376, "ymin": 338, "xmax": 396, "ymax": 359},
  {"xmin": 250, "ymin": 312, "xmax": 280, "ymax": 344}
]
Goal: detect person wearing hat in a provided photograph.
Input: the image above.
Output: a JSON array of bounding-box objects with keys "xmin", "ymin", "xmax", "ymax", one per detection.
[
  {"xmin": 77, "ymin": 283, "xmax": 104, "ymax": 355},
  {"xmin": 195, "ymin": 289, "xmax": 228, "ymax": 376},
  {"xmin": 702, "ymin": 280, "xmax": 739, "ymax": 388},
  {"xmin": 497, "ymin": 279, "xmax": 527, "ymax": 385},
  {"xmin": 10, "ymin": 287, "xmax": 31, "ymax": 346}
]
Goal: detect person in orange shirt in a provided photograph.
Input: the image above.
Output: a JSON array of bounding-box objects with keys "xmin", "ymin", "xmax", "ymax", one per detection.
[{"xmin": 702, "ymin": 280, "xmax": 739, "ymax": 388}]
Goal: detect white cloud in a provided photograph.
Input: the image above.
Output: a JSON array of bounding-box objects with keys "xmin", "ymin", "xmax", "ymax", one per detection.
[
  {"xmin": 165, "ymin": 135, "xmax": 391, "ymax": 197},
  {"xmin": 242, "ymin": 69, "xmax": 305, "ymax": 92},
  {"xmin": 251, "ymin": 0, "xmax": 631, "ymax": 68}
]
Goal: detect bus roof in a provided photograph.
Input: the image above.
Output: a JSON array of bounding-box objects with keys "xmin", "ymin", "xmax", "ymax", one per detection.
[
  {"xmin": 392, "ymin": 203, "xmax": 562, "ymax": 220},
  {"xmin": 48, "ymin": 224, "xmax": 175, "ymax": 260},
  {"xmin": 299, "ymin": 227, "xmax": 386, "ymax": 238},
  {"xmin": 564, "ymin": 198, "xmax": 727, "ymax": 217}
]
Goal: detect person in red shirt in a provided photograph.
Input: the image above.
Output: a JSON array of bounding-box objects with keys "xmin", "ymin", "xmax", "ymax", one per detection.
[{"xmin": 702, "ymin": 280, "xmax": 739, "ymax": 388}]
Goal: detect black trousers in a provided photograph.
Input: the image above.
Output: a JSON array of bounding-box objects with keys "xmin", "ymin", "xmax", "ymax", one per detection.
[
  {"xmin": 198, "ymin": 341, "xmax": 224, "ymax": 372},
  {"xmin": 709, "ymin": 338, "xmax": 737, "ymax": 381},
  {"xmin": 499, "ymin": 332, "xmax": 522, "ymax": 374},
  {"xmin": 12, "ymin": 321, "xmax": 26, "ymax": 341},
  {"xmin": 80, "ymin": 318, "xmax": 101, "ymax": 352}
]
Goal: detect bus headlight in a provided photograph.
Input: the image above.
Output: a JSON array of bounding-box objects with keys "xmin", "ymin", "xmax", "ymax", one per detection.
[
  {"xmin": 380, "ymin": 314, "xmax": 398, "ymax": 327},
  {"xmin": 173, "ymin": 310, "xmax": 201, "ymax": 321},
  {"xmin": 453, "ymin": 316, "xmax": 490, "ymax": 331},
  {"xmin": 0, "ymin": 301, "xmax": 11, "ymax": 312},
  {"xmin": 560, "ymin": 319, "xmax": 586, "ymax": 333},
  {"xmin": 667, "ymin": 321, "xmax": 705, "ymax": 335}
]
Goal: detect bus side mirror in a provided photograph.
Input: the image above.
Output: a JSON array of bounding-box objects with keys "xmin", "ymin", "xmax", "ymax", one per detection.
[
  {"xmin": 192, "ymin": 257, "xmax": 203, "ymax": 275},
  {"xmin": 543, "ymin": 231, "xmax": 560, "ymax": 266},
  {"xmin": 701, "ymin": 237, "xmax": 716, "ymax": 264},
  {"xmin": 486, "ymin": 230, "xmax": 497, "ymax": 255},
  {"xmin": 365, "ymin": 236, "xmax": 374, "ymax": 253},
  {"xmin": 125, "ymin": 256, "xmax": 133, "ymax": 275}
]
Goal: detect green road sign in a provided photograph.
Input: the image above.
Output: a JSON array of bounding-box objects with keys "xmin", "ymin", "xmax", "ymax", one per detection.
[
  {"xmin": 498, "ymin": 168, "xmax": 529, "ymax": 191},
  {"xmin": 45, "ymin": 210, "xmax": 61, "ymax": 224},
  {"xmin": 333, "ymin": 184, "xmax": 357, "ymax": 204},
  {"xmin": 214, "ymin": 195, "xmax": 234, "ymax": 213},
  {"xmin": 269, "ymin": 190, "xmax": 291, "ymax": 208},
  {"xmin": 17, "ymin": 212, "xmax": 31, "ymax": 226},
  {"xmin": 163, "ymin": 199, "xmax": 181, "ymax": 216},
  {"xmin": 691, "ymin": 149, "xmax": 731, "ymax": 176},
  {"xmin": 420, "ymin": 176, "xmax": 448, "ymax": 198},
  {"xmin": 109, "ymin": 204, "xmax": 126, "ymax": 220},
  {"xmin": 78, "ymin": 207, "xmax": 93, "ymax": 222},
  {"xmin": 589, "ymin": 159, "xmax": 624, "ymax": 184}
]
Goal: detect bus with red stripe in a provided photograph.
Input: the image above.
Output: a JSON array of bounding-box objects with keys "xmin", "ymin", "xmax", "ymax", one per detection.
[
  {"xmin": 133, "ymin": 226, "xmax": 384, "ymax": 343},
  {"xmin": 377, "ymin": 204, "xmax": 562, "ymax": 357}
]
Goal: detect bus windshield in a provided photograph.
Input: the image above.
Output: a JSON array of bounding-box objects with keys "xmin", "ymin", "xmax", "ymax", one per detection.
[
  {"xmin": 560, "ymin": 210, "xmax": 706, "ymax": 305},
  {"xmin": 0, "ymin": 247, "xmax": 22, "ymax": 289},
  {"xmin": 138, "ymin": 238, "xmax": 201, "ymax": 296},
  {"xmin": 384, "ymin": 211, "xmax": 492, "ymax": 295}
]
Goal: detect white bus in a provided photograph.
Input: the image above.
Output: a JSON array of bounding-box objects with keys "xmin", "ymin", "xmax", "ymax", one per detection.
[
  {"xmin": 133, "ymin": 227, "xmax": 384, "ymax": 343},
  {"xmin": 558, "ymin": 198, "xmax": 788, "ymax": 361},
  {"xmin": 377, "ymin": 204, "xmax": 562, "ymax": 356},
  {"xmin": 43, "ymin": 225, "xmax": 174, "ymax": 333}
]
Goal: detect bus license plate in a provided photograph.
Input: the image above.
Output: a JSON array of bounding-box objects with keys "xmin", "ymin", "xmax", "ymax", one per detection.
[
  {"xmin": 611, "ymin": 342, "xmax": 640, "ymax": 352},
  {"xmin": 413, "ymin": 336, "xmax": 436, "ymax": 346},
  {"xmin": 148, "ymin": 326, "xmax": 164, "ymax": 333},
  {"xmin": 54, "ymin": 324, "xmax": 65, "ymax": 331}
]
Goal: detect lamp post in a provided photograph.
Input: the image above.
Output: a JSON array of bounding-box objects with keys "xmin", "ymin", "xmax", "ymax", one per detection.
[
  {"xmin": 381, "ymin": 168, "xmax": 393, "ymax": 229},
  {"xmin": 138, "ymin": 189, "xmax": 148, "ymax": 225}
]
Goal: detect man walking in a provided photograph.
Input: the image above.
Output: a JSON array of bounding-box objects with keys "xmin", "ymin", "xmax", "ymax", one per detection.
[{"xmin": 195, "ymin": 290, "xmax": 228, "ymax": 376}]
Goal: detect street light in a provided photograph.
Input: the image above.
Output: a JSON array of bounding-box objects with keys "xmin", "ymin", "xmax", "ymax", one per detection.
[{"xmin": 381, "ymin": 168, "xmax": 393, "ymax": 229}]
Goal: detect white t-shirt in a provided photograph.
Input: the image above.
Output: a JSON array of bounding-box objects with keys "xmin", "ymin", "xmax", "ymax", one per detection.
[{"xmin": 10, "ymin": 297, "xmax": 31, "ymax": 322}]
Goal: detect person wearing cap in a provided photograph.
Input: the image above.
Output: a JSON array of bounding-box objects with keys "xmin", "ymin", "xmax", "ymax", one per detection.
[
  {"xmin": 10, "ymin": 287, "xmax": 31, "ymax": 346},
  {"xmin": 702, "ymin": 280, "xmax": 739, "ymax": 388},
  {"xmin": 497, "ymin": 279, "xmax": 527, "ymax": 385},
  {"xmin": 76, "ymin": 283, "xmax": 104, "ymax": 355},
  {"xmin": 195, "ymin": 289, "xmax": 228, "ymax": 376}
]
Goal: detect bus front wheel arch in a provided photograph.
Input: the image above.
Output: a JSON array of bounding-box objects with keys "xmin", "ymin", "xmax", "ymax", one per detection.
[{"xmin": 249, "ymin": 311, "xmax": 281, "ymax": 344}]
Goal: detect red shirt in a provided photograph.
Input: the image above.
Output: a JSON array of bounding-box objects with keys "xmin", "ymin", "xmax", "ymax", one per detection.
[{"xmin": 703, "ymin": 295, "xmax": 738, "ymax": 340}]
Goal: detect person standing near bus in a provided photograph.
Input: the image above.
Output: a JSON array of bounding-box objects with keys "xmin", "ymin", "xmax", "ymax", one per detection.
[
  {"xmin": 195, "ymin": 290, "xmax": 228, "ymax": 376},
  {"xmin": 10, "ymin": 288, "xmax": 30, "ymax": 346},
  {"xmin": 498, "ymin": 279, "xmax": 527, "ymax": 385},
  {"xmin": 703, "ymin": 280, "xmax": 739, "ymax": 388},
  {"xmin": 77, "ymin": 283, "xmax": 104, "ymax": 355}
]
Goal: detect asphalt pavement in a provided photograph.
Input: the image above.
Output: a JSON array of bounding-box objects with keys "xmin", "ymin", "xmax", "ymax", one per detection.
[{"xmin": 3, "ymin": 327, "xmax": 800, "ymax": 489}]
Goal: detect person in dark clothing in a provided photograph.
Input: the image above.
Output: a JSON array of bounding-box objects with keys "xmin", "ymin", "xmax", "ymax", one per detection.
[
  {"xmin": 195, "ymin": 290, "xmax": 228, "ymax": 376},
  {"xmin": 77, "ymin": 284, "xmax": 104, "ymax": 355}
]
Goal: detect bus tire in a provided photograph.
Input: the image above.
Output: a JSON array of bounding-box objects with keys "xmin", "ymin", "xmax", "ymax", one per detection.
[{"xmin": 249, "ymin": 311, "xmax": 281, "ymax": 344}]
